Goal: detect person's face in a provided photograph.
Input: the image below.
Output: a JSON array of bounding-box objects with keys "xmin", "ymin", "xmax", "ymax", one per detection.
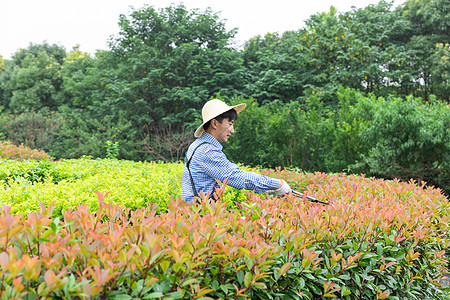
[{"xmin": 213, "ymin": 118, "xmax": 235, "ymax": 143}]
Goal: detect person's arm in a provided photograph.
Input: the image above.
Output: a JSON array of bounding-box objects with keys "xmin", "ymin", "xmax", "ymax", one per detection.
[{"xmin": 199, "ymin": 149, "xmax": 279, "ymax": 193}]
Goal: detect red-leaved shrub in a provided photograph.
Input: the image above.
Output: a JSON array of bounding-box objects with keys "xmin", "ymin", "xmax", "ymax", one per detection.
[
  {"xmin": 0, "ymin": 141, "xmax": 51, "ymax": 161},
  {"xmin": 0, "ymin": 171, "xmax": 448, "ymax": 299}
]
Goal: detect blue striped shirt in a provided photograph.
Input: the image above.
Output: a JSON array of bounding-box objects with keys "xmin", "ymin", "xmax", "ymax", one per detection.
[{"xmin": 181, "ymin": 133, "xmax": 279, "ymax": 202}]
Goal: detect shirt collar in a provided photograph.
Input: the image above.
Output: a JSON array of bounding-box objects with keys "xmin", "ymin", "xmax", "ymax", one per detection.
[{"xmin": 199, "ymin": 132, "xmax": 223, "ymax": 150}]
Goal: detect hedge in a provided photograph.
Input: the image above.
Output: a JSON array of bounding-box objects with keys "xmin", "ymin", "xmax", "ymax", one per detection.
[
  {"xmin": 0, "ymin": 157, "xmax": 248, "ymax": 217},
  {"xmin": 0, "ymin": 160, "xmax": 449, "ymax": 299}
]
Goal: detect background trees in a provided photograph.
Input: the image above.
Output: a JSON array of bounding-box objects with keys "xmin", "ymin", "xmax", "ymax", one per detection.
[
  {"xmin": 0, "ymin": 42, "xmax": 66, "ymax": 112},
  {"xmin": 0, "ymin": 1, "xmax": 448, "ymax": 192},
  {"xmin": 93, "ymin": 4, "xmax": 245, "ymax": 130},
  {"xmin": 241, "ymin": 0, "xmax": 449, "ymax": 105}
]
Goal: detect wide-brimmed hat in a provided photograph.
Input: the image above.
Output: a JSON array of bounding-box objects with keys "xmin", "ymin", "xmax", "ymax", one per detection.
[{"xmin": 194, "ymin": 99, "xmax": 246, "ymax": 137}]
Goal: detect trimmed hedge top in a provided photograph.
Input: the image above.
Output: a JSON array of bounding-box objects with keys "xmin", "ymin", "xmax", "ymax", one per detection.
[{"xmin": 0, "ymin": 159, "xmax": 449, "ymax": 299}]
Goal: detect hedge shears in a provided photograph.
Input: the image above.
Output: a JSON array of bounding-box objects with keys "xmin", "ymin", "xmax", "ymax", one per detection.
[{"xmin": 291, "ymin": 190, "xmax": 330, "ymax": 205}]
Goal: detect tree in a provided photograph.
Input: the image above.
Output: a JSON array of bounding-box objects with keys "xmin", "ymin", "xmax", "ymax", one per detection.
[
  {"xmin": 241, "ymin": 0, "xmax": 449, "ymax": 106},
  {"xmin": 430, "ymin": 43, "xmax": 450, "ymax": 98},
  {"xmin": 0, "ymin": 57, "xmax": 12, "ymax": 109},
  {"xmin": 0, "ymin": 43, "xmax": 66, "ymax": 112},
  {"xmin": 58, "ymin": 45, "xmax": 96, "ymax": 108},
  {"xmin": 242, "ymin": 2, "xmax": 408, "ymax": 106},
  {"xmin": 12, "ymin": 42, "xmax": 66, "ymax": 67},
  {"xmin": 398, "ymin": 0, "xmax": 450, "ymax": 100},
  {"xmin": 83, "ymin": 4, "xmax": 246, "ymax": 131},
  {"xmin": 242, "ymin": 31, "xmax": 308, "ymax": 104}
]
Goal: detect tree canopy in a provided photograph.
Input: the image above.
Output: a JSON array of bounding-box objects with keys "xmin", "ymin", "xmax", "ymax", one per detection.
[
  {"xmin": 0, "ymin": 1, "xmax": 448, "ymax": 192},
  {"xmin": 1, "ymin": 1, "xmax": 448, "ymax": 116}
]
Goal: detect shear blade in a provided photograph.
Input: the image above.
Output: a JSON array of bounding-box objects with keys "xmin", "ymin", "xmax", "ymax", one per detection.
[{"xmin": 292, "ymin": 190, "xmax": 329, "ymax": 205}]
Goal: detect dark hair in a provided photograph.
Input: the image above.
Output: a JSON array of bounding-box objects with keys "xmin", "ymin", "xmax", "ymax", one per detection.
[{"xmin": 203, "ymin": 108, "xmax": 238, "ymax": 131}]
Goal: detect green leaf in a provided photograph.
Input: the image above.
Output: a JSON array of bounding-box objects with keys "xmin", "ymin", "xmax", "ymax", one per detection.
[
  {"xmin": 279, "ymin": 262, "xmax": 291, "ymax": 276},
  {"xmin": 196, "ymin": 289, "xmax": 214, "ymax": 297},
  {"xmin": 36, "ymin": 237, "xmax": 51, "ymax": 243},
  {"xmin": 339, "ymin": 274, "xmax": 351, "ymax": 280},
  {"xmin": 244, "ymin": 272, "xmax": 252, "ymax": 288},
  {"xmin": 237, "ymin": 270, "xmax": 244, "ymax": 285},
  {"xmin": 110, "ymin": 295, "xmax": 133, "ymax": 300},
  {"xmin": 165, "ymin": 291, "xmax": 184, "ymax": 299},
  {"xmin": 143, "ymin": 292, "xmax": 164, "ymax": 299},
  {"xmin": 377, "ymin": 244, "xmax": 383, "ymax": 257},
  {"xmin": 182, "ymin": 278, "xmax": 197, "ymax": 287},
  {"xmin": 239, "ymin": 247, "xmax": 251, "ymax": 257},
  {"xmin": 305, "ymin": 273, "xmax": 316, "ymax": 280},
  {"xmin": 298, "ymin": 277, "xmax": 305, "ymax": 289},
  {"xmin": 253, "ymin": 282, "xmax": 267, "ymax": 289},
  {"xmin": 394, "ymin": 253, "xmax": 406, "ymax": 261},
  {"xmin": 274, "ymin": 268, "xmax": 280, "ymax": 280},
  {"xmin": 211, "ymin": 280, "xmax": 219, "ymax": 290},
  {"xmin": 220, "ymin": 284, "xmax": 232, "ymax": 295}
]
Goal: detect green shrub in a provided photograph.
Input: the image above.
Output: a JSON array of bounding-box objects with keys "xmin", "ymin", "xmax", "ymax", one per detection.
[
  {"xmin": 346, "ymin": 92, "xmax": 450, "ymax": 193},
  {"xmin": 324, "ymin": 88, "xmax": 369, "ymax": 172},
  {"xmin": 48, "ymin": 108, "xmax": 140, "ymax": 161},
  {"xmin": 0, "ymin": 109, "xmax": 61, "ymax": 154},
  {"xmin": 0, "ymin": 158, "xmax": 255, "ymax": 216},
  {"xmin": 0, "ymin": 158, "xmax": 184, "ymax": 216},
  {"xmin": 227, "ymin": 90, "xmax": 450, "ymax": 195},
  {"xmin": 0, "ymin": 108, "xmax": 142, "ymax": 161},
  {"xmin": 225, "ymin": 97, "xmax": 276, "ymax": 167}
]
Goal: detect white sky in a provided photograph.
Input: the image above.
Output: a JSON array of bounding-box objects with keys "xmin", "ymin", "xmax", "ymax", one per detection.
[{"xmin": 1, "ymin": 0, "xmax": 406, "ymax": 59}]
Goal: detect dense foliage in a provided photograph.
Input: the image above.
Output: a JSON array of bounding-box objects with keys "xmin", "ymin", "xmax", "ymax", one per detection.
[
  {"xmin": 0, "ymin": 159, "xmax": 449, "ymax": 299},
  {"xmin": 0, "ymin": 0, "xmax": 448, "ymax": 191},
  {"xmin": 243, "ymin": 0, "xmax": 449, "ymax": 104},
  {"xmin": 225, "ymin": 88, "xmax": 450, "ymax": 193},
  {"xmin": 0, "ymin": 158, "xmax": 182, "ymax": 216},
  {"xmin": 0, "ymin": 3, "xmax": 448, "ymax": 296},
  {"xmin": 0, "ymin": 157, "xmax": 249, "ymax": 217}
]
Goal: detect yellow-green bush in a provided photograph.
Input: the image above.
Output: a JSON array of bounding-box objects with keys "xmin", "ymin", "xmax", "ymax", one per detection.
[
  {"xmin": 0, "ymin": 158, "xmax": 184, "ymax": 215},
  {"xmin": 0, "ymin": 157, "xmax": 248, "ymax": 216}
]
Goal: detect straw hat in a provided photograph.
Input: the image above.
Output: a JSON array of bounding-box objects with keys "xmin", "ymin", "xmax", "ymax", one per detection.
[{"xmin": 194, "ymin": 99, "xmax": 246, "ymax": 137}]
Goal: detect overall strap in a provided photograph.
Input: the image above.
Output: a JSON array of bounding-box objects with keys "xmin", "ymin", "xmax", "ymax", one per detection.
[{"xmin": 184, "ymin": 142, "xmax": 210, "ymax": 199}]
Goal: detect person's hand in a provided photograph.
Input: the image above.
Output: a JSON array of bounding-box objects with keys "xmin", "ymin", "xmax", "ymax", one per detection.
[{"xmin": 274, "ymin": 179, "xmax": 291, "ymax": 196}]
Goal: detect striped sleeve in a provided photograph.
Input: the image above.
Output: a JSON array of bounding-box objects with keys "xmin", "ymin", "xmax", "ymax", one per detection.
[{"xmin": 198, "ymin": 147, "xmax": 279, "ymax": 193}]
